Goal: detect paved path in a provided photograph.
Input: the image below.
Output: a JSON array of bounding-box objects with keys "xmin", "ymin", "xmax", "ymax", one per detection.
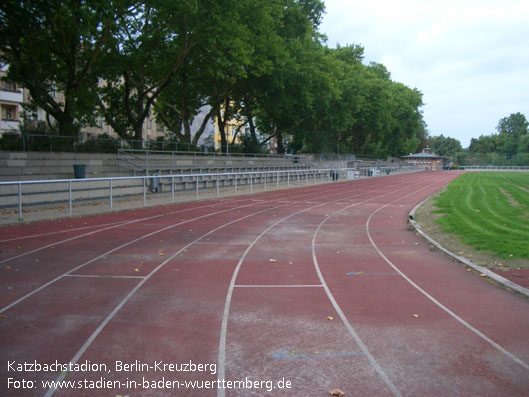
[{"xmin": 1, "ymin": 171, "xmax": 528, "ymax": 396}]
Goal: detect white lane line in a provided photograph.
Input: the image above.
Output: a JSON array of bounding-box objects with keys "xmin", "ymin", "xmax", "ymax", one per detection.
[
  {"xmin": 0, "ymin": 195, "xmax": 258, "ymax": 244},
  {"xmin": 234, "ymin": 285, "xmax": 323, "ymax": 288},
  {"xmin": 365, "ymin": 189, "xmax": 529, "ymax": 372},
  {"xmin": 0, "ymin": 220, "xmax": 131, "ymax": 242},
  {"xmin": 0, "ymin": 198, "xmax": 258, "ymax": 264},
  {"xmin": 1, "ymin": 178, "xmax": 385, "ymax": 315},
  {"xmin": 0, "ymin": 219, "xmax": 139, "ymax": 265},
  {"xmin": 1, "ymin": 176, "xmax": 352, "ymax": 258},
  {"xmin": 64, "ymin": 274, "xmax": 146, "ymax": 279},
  {"xmin": 0, "ymin": 203, "xmax": 258, "ymax": 315},
  {"xmin": 194, "ymin": 242, "xmax": 251, "ymax": 246},
  {"xmin": 309, "ymin": 185, "xmax": 443, "ymax": 397},
  {"xmin": 216, "ymin": 178, "xmax": 424, "ymax": 397},
  {"xmin": 308, "ymin": 174, "xmax": 451, "ymax": 395},
  {"xmin": 313, "ymin": 243, "xmax": 372, "ymax": 247},
  {"xmin": 44, "ymin": 202, "xmax": 290, "ymax": 397},
  {"xmin": 44, "ymin": 178, "xmax": 398, "ymax": 396}
]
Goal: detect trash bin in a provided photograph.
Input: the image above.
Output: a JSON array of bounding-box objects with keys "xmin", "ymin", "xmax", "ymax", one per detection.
[
  {"xmin": 150, "ymin": 174, "xmax": 160, "ymax": 192},
  {"xmin": 73, "ymin": 164, "xmax": 86, "ymax": 179}
]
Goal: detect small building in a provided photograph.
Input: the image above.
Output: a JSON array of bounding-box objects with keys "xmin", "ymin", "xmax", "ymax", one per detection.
[{"xmin": 401, "ymin": 148, "xmax": 448, "ymax": 170}]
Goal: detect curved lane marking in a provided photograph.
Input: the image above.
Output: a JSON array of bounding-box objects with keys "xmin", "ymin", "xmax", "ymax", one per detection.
[
  {"xmin": 218, "ymin": 175, "xmax": 434, "ymax": 396},
  {"xmin": 365, "ymin": 182, "xmax": 529, "ymax": 372}
]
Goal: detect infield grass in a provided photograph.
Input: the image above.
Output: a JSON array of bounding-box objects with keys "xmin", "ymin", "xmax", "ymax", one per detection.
[{"xmin": 433, "ymin": 172, "xmax": 529, "ymax": 260}]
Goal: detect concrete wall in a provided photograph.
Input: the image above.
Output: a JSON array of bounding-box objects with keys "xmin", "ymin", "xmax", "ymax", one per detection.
[{"xmin": 0, "ymin": 152, "xmax": 120, "ymax": 181}]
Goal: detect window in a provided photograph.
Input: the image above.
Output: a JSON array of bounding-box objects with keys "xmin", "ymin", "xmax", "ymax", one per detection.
[
  {"xmin": 3, "ymin": 105, "xmax": 16, "ymax": 120},
  {"xmin": 2, "ymin": 80, "xmax": 17, "ymax": 92}
]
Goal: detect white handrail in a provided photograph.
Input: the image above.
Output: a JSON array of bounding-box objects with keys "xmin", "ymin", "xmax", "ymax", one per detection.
[{"xmin": 0, "ymin": 166, "xmax": 423, "ymax": 221}]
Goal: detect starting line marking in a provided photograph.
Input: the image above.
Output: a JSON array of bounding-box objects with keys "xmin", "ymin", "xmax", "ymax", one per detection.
[
  {"xmin": 64, "ymin": 274, "xmax": 146, "ymax": 279},
  {"xmin": 234, "ymin": 284, "xmax": 323, "ymax": 288},
  {"xmin": 346, "ymin": 271, "xmax": 399, "ymax": 276},
  {"xmin": 272, "ymin": 350, "xmax": 364, "ymax": 359}
]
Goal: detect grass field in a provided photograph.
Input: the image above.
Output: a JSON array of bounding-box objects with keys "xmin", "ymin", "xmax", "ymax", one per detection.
[{"xmin": 433, "ymin": 172, "xmax": 529, "ymax": 260}]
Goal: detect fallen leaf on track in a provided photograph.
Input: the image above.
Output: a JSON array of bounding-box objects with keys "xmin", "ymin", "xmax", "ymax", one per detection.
[
  {"xmin": 412, "ymin": 314, "xmax": 419, "ymax": 318},
  {"xmin": 327, "ymin": 316, "xmax": 334, "ymax": 321},
  {"xmin": 269, "ymin": 259, "xmax": 277, "ymax": 262},
  {"xmin": 330, "ymin": 389, "xmax": 345, "ymax": 396}
]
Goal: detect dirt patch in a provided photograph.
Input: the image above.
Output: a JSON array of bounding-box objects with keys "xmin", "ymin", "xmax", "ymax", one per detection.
[
  {"xmin": 498, "ymin": 187, "xmax": 520, "ymax": 207},
  {"xmin": 414, "ymin": 193, "xmax": 529, "ymax": 271}
]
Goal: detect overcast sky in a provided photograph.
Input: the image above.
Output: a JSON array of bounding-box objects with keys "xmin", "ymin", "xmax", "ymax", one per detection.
[{"xmin": 320, "ymin": 0, "xmax": 529, "ymax": 148}]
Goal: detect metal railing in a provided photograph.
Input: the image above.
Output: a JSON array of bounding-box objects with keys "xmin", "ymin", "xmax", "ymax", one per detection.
[
  {"xmin": 116, "ymin": 149, "xmax": 304, "ymax": 175},
  {"xmin": 459, "ymin": 166, "xmax": 529, "ymax": 171},
  {"xmin": 0, "ymin": 166, "xmax": 423, "ymax": 222}
]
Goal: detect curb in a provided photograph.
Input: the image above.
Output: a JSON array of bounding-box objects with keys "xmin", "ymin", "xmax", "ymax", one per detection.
[{"xmin": 409, "ymin": 197, "xmax": 529, "ymax": 299}]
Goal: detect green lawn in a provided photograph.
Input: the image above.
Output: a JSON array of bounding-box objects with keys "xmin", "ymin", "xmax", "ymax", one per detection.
[{"xmin": 433, "ymin": 172, "xmax": 529, "ymax": 260}]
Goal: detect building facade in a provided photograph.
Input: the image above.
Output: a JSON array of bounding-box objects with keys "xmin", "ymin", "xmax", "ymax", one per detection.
[
  {"xmin": 0, "ymin": 63, "xmax": 23, "ymax": 134},
  {"xmin": 1, "ymin": 62, "xmax": 253, "ymax": 151},
  {"xmin": 401, "ymin": 148, "xmax": 448, "ymax": 170}
]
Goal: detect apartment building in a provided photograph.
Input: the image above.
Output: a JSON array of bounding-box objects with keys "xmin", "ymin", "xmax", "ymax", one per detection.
[
  {"xmin": 1, "ymin": 62, "xmax": 248, "ymax": 151},
  {"xmin": 0, "ymin": 63, "xmax": 23, "ymax": 134}
]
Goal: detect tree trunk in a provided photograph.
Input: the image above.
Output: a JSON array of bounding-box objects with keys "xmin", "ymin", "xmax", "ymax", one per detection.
[
  {"xmin": 191, "ymin": 106, "xmax": 217, "ymax": 146},
  {"xmin": 276, "ymin": 131, "xmax": 285, "ymax": 154},
  {"xmin": 216, "ymin": 98, "xmax": 231, "ymax": 153},
  {"xmin": 55, "ymin": 112, "xmax": 79, "ymax": 137}
]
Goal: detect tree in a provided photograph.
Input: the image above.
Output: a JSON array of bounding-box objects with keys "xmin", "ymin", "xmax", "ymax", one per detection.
[
  {"xmin": 428, "ymin": 135, "xmax": 463, "ymax": 156},
  {"xmin": 251, "ymin": 0, "xmax": 329, "ymax": 153},
  {"xmin": 496, "ymin": 112, "xmax": 529, "ymax": 138},
  {"xmin": 470, "ymin": 113, "xmax": 529, "ymax": 157},
  {"xmin": 95, "ymin": 0, "xmax": 212, "ymax": 141},
  {"xmin": 0, "ymin": 0, "xmax": 130, "ymax": 136}
]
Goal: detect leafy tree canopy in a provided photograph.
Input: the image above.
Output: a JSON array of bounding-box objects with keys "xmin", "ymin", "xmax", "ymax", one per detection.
[
  {"xmin": 470, "ymin": 112, "xmax": 529, "ymax": 155},
  {"xmin": 427, "ymin": 134, "xmax": 463, "ymax": 156},
  {"xmin": 1, "ymin": 0, "xmax": 427, "ymax": 156}
]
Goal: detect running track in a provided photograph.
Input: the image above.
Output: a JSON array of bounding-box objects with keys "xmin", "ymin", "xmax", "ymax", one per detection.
[{"xmin": 1, "ymin": 171, "xmax": 528, "ymax": 396}]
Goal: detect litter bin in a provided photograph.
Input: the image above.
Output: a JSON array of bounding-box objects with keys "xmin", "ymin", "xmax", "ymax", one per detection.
[
  {"xmin": 73, "ymin": 164, "xmax": 86, "ymax": 179},
  {"xmin": 150, "ymin": 174, "xmax": 161, "ymax": 192}
]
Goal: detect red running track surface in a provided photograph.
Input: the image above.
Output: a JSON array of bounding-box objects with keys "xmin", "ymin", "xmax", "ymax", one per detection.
[{"xmin": 1, "ymin": 171, "xmax": 528, "ymax": 396}]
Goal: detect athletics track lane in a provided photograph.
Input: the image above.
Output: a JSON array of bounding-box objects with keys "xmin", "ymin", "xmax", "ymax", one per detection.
[{"xmin": 1, "ymin": 171, "xmax": 528, "ymax": 396}]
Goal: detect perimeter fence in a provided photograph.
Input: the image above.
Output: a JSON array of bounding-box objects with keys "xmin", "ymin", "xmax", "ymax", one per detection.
[{"xmin": 0, "ymin": 166, "xmax": 422, "ymax": 222}]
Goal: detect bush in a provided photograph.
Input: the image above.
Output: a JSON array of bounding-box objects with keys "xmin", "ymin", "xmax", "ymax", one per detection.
[{"xmin": 77, "ymin": 134, "xmax": 121, "ymax": 153}]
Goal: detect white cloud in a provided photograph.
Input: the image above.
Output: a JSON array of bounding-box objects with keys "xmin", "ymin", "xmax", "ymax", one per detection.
[{"xmin": 320, "ymin": 0, "xmax": 529, "ymax": 147}]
